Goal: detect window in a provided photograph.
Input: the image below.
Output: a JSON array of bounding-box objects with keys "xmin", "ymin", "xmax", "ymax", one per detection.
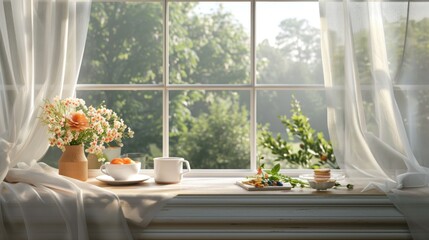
[{"xmin": 42, "ymin": 0, "xmax": 326, "ymax": 172}]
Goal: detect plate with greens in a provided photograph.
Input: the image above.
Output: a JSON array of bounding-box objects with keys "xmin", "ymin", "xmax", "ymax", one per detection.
[{"xmin": 241, "ymin": 162, "xmax": 309, "ymax": 190}]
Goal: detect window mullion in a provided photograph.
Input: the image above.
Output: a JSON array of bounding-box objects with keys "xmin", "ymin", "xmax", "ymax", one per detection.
[
  {"xmin": 163, "ymin": 0, "xmax": 169, "ymax": 157},
  {"xmin": 250, "ymin": 0, "xmax": 257, "ymax": 171}
]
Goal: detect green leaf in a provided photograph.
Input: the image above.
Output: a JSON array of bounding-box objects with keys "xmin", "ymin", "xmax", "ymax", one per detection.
[{"xmin": 271, "ymin": 163, "xmax": 281, "ymax": 174}]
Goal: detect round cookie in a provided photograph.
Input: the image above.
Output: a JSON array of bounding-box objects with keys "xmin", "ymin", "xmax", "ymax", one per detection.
[{"xmin": 313, "ymin": 169, "xmax": 331, "ymax": 182}]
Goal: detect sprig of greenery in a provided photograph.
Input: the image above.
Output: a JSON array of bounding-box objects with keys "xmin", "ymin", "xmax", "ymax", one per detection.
[
  {"xmin": 251, "ymin": 156, "xmax": 353, "ymax": 190},
  {"xmin": 251, "ymin": 156, "xmax": 308, "ymax": 188},
  {"xmin": 260, "ymin": 96, "xmax": 339, "ymax": 169},
  {"xmin": 334, "ymin": 182, "xmax": 354, "ymax": 190},
  {"xmin": 263, "ymin": 162, "xmax": 308, "ymax": 188}
]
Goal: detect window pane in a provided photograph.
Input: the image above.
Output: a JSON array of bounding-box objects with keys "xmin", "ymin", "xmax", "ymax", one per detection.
[
  {"xmin": 257, "ymin": 90, "xmax": 328, "ymax": 169},
  {"xmin": 77, "ymin": 90, "xmax": 162, "ymax": 168},
  {"xmin": 169, "ymin": 2, "xmax": 250, "ymax": 84},
  {"xmin": 79, "ymin": 2, "xmax": 163, "ymax": 84},
  {"xmin": 169, "ymin": 90, "xmax": 250, "ymax": 169},
  {"xmin": 40, "ymin": 148, "xmax": 63, "ymax": 168},
  {"xmin": 256, "ymin": 2, "xmax": 323, "ymax": 84},
  {"xmin": 394, "ymin": 2, "xmax": 429, "ymax": 85}
]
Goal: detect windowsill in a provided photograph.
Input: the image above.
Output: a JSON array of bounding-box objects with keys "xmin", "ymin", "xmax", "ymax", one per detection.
[
  {"xmin": 89, "ymin": 168, "xmax": 349, "ymax": 178},
  {"xmin": 87, "ymin": 169, "xmax": 383, "ymax": 196},
  {"xmin": 86, "ymin": 170, "xmax": 410, "ymax": 240}
]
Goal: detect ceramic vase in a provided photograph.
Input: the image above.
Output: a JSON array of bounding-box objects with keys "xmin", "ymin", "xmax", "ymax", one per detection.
[
  {"xmin": 58, "ymin": 144, "xmax": 88, "ymax": 181},
  {"xmin": 103, "ymin": 147, "xmax": 122, "ymax": 161},
  {"xmin": 87, "ymin": 153, "xmax": 101, "ymax": 169}
]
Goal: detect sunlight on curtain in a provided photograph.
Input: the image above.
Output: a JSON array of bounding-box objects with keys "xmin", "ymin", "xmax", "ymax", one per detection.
[
  {"xmin": 320, "ymin": 0, "xmax": 429, "ymax": 238},
  {"xmin": 0, "ymin": 1, "xmax": 132, "ymax": 239},
  {"xmin": 0, "ymin": 0, "xmax": 90, "ymax": 180}
]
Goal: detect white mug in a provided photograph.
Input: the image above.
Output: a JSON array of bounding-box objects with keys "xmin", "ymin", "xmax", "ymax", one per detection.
[
  {"xmin": 100, "ymin": 162, "xmax": 141, "ymax": 180},
  {"xmin": 154, "ymin": 157, "xmax": 191, "ymax": 184}
]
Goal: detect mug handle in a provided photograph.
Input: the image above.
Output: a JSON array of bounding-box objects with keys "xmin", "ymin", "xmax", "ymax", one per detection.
[
  {"xmin": 100, "ymin": 164, "xmax": 109, "ymax": 176},
  {"xmin": 181, "ymin": 160, "xmax": 191, "ymax": 175}
]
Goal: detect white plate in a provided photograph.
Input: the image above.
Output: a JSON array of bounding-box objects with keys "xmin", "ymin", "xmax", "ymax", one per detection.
[
  {"xmin": 96, "ymin": 174, "xmax": 151, "ymax": 185},
  {"xmin": 299, "ymin": 173, "xmax": 345, "ymax": 181}
]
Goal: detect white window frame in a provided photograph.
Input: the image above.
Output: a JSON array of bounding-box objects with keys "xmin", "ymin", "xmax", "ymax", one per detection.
[{"xmin": 77, "ymin": 0, "xmax": 324, "ymax": 176}]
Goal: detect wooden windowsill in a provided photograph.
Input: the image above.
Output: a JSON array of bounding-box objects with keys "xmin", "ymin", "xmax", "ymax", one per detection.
[
  {"xmin": 86, "ymin": 171, "xmax": 410, "ymax": 240},
  {"xmin": 87, "ymin": 172, "xmax": 383, "ymax": 196}
]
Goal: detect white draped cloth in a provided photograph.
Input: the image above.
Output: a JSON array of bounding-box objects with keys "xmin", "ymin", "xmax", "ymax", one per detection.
[
  {"xmin": 0, "ymin": 0, "xmax": 133, "ymax": 239},
  {"xmin": 2, "ymin": 163, "xmax": 132, "ymax": 240},
  {"xmin": 320, "ymin": 0, "xmax": 429, "ymax": 239}
]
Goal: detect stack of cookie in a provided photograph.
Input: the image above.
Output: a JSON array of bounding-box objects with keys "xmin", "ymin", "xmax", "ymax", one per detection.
[{"xmin": 313, "ymin": 169, "xmax": 331, "ymax": 182}]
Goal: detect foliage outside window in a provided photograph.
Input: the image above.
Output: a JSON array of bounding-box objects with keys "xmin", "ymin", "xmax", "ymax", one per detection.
[
  {"xmin": 260, "ymin": 97, "xmax": 338, "ymax": 169},
  {"xmin": 41, "ymin": 1, "xmax": 329, "ymax": 171}
]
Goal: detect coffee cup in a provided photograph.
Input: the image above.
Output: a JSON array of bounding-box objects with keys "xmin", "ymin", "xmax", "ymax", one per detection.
[
  {"xmin": 154, "ymin": 157, "xmax": 191, "ymax": 184},
  {"xmin": 100, "ymin": 162, "xmax": 141, "ymax": 180}
]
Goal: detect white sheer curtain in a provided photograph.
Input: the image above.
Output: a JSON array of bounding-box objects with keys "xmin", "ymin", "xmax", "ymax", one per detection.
[
  {"xmin": 0, "ymin": 0, "xmax": 132, "ymax": 239},
  {"xmin": 0, "ymin": 0, "xmax": 89, "ymax": 181},
  {"xmin": 320, "ymin": 0, "xmax": 429, "ymax": 239}
]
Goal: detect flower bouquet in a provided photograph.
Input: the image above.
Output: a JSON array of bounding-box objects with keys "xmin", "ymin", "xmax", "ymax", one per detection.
[{"xmin": 40, "ymin": 97, "xmax": 134, "ymax": 180}]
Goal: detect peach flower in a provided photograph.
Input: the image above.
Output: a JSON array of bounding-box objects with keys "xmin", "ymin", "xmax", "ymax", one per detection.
[{"xmin": 67, "ymin": 112, "xmax": 89, "ymax": 131}]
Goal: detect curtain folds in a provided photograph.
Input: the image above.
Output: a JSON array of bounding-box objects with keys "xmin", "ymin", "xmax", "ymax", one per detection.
[
  {"xmin": 0, "ymin": 0, "xmax": 132, "ymax": 239},
  {"xmin": 3, "ymin": 162, "xmax": 133, "ymax": 240},
  {"xmin": 320, "ymin": 0, "xmax": 429, "ymax": 238},
  {"xmin": 0, "ymin": 0, "xmax": 90, "ymax": 181}
]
